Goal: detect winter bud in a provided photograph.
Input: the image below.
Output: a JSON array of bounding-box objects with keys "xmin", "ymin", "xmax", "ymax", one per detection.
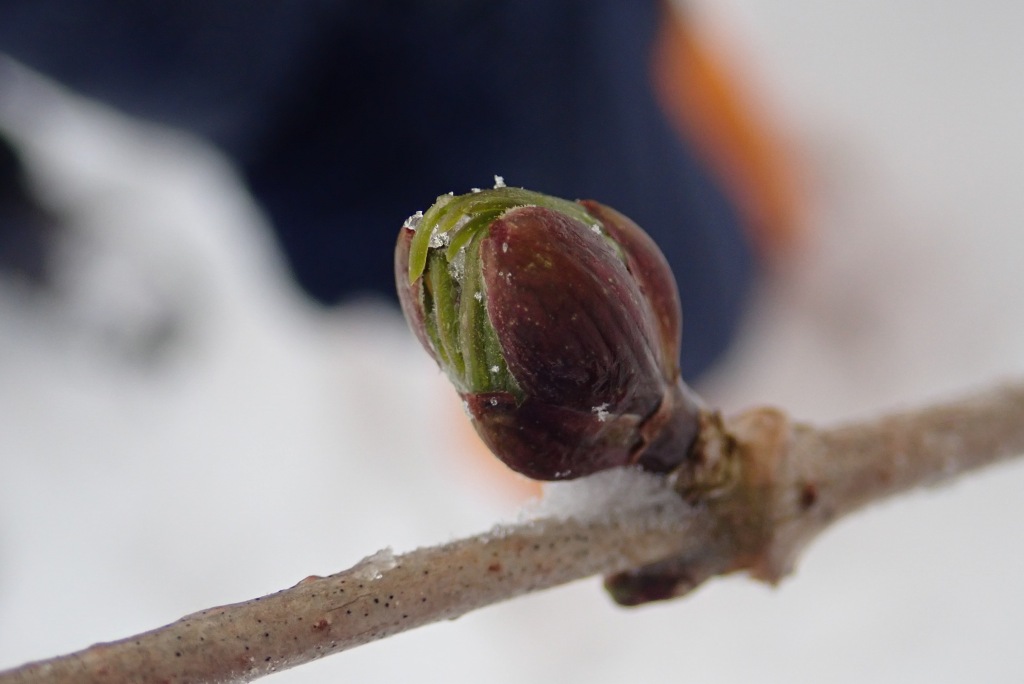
[{"xmin": 395, "ymin": 186, "xmax": 700, "ymax": 480}]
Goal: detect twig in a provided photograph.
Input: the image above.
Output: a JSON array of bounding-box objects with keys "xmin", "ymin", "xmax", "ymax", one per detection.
[
  {"xmin": 0, "ymin": 486, "xmax": 705, "ymax": 684},
  {"xmin": 3, "ymin": 381, "xmax": 1024, "ymax": 684}
]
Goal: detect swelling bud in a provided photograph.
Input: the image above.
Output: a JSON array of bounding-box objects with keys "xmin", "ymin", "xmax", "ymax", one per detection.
[{"xmin": 395, "ymin": 186, "xmax": 700, "ymax": 480}]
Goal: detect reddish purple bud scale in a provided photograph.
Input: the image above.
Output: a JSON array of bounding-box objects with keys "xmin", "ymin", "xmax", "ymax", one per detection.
[{"xmin": 395, "ymin": 187, "xmax": 700, "ymax": 480}]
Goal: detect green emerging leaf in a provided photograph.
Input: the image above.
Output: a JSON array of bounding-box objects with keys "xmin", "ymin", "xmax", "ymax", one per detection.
[{"xmin": 407, "ymin": 187, "xmax": 601, "ymax": 284}]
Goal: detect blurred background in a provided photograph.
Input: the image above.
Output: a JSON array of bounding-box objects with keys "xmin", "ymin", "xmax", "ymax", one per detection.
[{"xmin": 1, "ymin": 0, "xmax": 1024, "ymax": 682}]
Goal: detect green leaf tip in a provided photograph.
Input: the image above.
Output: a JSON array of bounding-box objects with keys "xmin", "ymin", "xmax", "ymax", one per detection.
[{"xmin": 405, "ymin": 186, "xmax": 601, "ymax": 285}]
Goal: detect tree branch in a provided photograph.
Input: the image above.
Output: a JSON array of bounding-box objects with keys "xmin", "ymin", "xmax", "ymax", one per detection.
[{"xmin": 3, "ymin": 381, "xmax": 1023, "ymax": 684}]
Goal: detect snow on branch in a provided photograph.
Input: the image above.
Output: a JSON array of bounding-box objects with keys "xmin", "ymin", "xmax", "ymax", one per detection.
[{"xmin": 2, "ymin": 381, "xmax": 1024, "ymax": 684}]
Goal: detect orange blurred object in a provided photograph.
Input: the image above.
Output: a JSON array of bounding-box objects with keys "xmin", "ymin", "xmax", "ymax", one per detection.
[{"xmin": 652, "ymin": 4, "xmax": 806, "ymax": 254}]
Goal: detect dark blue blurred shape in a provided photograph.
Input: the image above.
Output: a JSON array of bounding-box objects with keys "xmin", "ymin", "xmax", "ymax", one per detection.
[
  {"xmin": 0, "ymin": 129, "xmax": 60, "ymax": 287},
  {"xmin": 0, "ymin": 0, "xmax": 754, "ymax": 378}
]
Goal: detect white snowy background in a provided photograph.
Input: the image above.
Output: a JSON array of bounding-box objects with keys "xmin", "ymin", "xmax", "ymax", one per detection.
[{"xmin": 2, "ymin": 1, "xmax": 1024, "ymax": 681}]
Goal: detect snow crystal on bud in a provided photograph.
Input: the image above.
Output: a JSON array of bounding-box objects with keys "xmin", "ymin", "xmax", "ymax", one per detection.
[
  {"xmin": 493, "ymin": 175, "xmax": 506, "ymax": 188},
  {"xmin": 591, "ymin": 403, "xmax": 610, "ymax": 422},
  {"xmin": 589, "ymin": 223, "xmax": 603, "ymax": 235},
  {"xmin": 403, "ymin": 210, "xmax": 423, "ymax": 232},
  {"xmin": 448, "ymin": 246, "xmax": 467, "ymax": 282},
  {"xmin": 428, "ymin": 227, "xmax": 451, "ymax": 249},
  {"xmin": 352, "ymin": 547, "xmax": 397, "ymax": 581},
  {"xmin": 520, "ymin": 467, "xmax": 690, "ymax": 527},
  {"xmin": 434, "ymin": 192, "xmax": 454, "ymax": 210},
  {"xmin": 489, "ymin": 365, "xmax": 499, "ymax": 374},
  {"xmin": 471, "ymin": 187, "xmax": 482, "ymax": 193},
  {"xmin": 501, "ymin": 241, "xmax": 509, "ymax": 253},
  {"xmin": 489, "ymin": 397, "xmax": 498, "ymax": 406},
  {"xmin": 473, "ymin": 291, "xmax": 483, "ymax": 302}
]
